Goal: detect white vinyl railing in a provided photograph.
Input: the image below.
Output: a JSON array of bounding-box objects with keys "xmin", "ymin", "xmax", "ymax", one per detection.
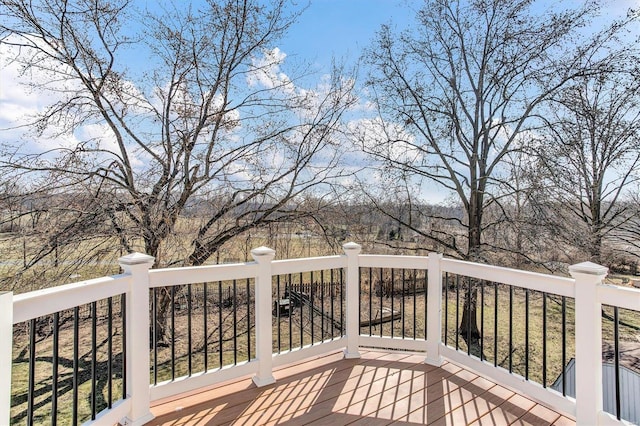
[{"xmin": 3, "ymin": 242, "xmax": 638, "ymax": 425}]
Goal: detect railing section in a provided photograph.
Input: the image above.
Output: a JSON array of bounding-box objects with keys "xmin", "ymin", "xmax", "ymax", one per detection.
[
  {"xmin": 9, "ymin": 273, "xmax": 133, "ymax": 426},
  {"xmin": 597, "ymin": 304, "xmax": 640, "ymax": 424},
  {"xmin": 359, "ymin": 267, "xmax": 428, "ymax": 341},
  {"xmin": 356, "ymin": 255, "xmax": 430, "ymax": 355},
  {"xmin": 272, "ymin": 269, "xmax": 345, "ymax": 354},
  {"xmin": 5, "ymin": 245, "xmax": 640, "ymax": 426},
  {"xmin": 438, "ymin": 259, "xmax": 578, "ymax": 417},
  {"xmin": 441, "ymin": 272, "xmax": 575, "ymax": 390},
  {"xmin": 12, "ymin": 296, "xmax": 127, "ymax": 425},
  {"xmin": 149, "ymin": 279, "xmax": 256, "ymax": 385}
]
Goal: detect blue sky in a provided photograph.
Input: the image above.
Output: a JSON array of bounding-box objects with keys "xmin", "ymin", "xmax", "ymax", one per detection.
[
  {"xmin": 280, "ymin": 0, "xmax": 411, "ymax": 71},
  {"xmin": 279, "ymin": 0, "xmax": 639, "ymax": 73},
  {"xmin": 1, "ymin": 0, "xmax": 638, "ymax": 203}
]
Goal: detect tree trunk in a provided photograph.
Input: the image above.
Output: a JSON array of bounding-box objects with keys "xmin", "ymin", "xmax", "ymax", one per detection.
[
  {"xmin": 459, "ymin": 191, "xmax": 483, "ymax": 354},
  {"xmin": 459, "ymin": 285, "xmax": 482, "ymax": 356}
]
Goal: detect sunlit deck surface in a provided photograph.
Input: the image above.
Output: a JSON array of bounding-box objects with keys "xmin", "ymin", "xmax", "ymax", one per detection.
[{"xmin": 148, "ymin": 350, "xmax": 575, "ymax": 426}]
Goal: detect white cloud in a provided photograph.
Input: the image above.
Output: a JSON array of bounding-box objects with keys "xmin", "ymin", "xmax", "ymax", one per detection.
[
  {"xmin": 0, "ymin": 42, "xmax": 63, "ymax": 129},
  {"xmin": 0, "ymin": 38, "xmax": 94, "ymax": 150},
  {"xmin": 0, "ymin": 37, "xmax": 150, "ymax": 168},
  {"xmin": 246, "ymin": 47, "xmax": 295, "ymax": 93},
  {"xmin": 349, "ymin": 117, "xmax": 419, "ymax": 163}
]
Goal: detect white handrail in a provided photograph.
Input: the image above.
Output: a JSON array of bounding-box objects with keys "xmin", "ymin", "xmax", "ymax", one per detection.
[
  {"xmin": 148, "ymin": 262, "xmax": 258, "ymax": 287},
  {"xmin": 272, "ymin": 255, "xmax": 346, "ymax": 276},
  {"xmin": 598, "ymin": 284, "xmax": 640, "ymax": 311},
  {"xmin": 441, "ymin": 258, "xmax": 575, "ymax": 297},
  {"xmin": 359, "ymin": 254, "xmax": 429, "ymax": 269},
  {"xmin": 12, "ymin": 274, "xmax": 130, "ymax": 324}
]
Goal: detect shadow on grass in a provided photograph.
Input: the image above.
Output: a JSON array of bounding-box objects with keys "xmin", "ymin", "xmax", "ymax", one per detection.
[{"xmin": 11, "ymin": 337, "xmax": 124, "ymax": 425}]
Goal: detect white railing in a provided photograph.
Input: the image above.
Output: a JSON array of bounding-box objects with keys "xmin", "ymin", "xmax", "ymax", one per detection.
[{"xmin": 2, "ymin": 242, "xmax": 638, "ymax": 425}]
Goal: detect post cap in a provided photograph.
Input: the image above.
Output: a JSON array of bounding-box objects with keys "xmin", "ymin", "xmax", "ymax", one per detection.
[
  {"xmin": 342, "ymin": 241, "xmax": 362, "ymax": 250},
  {"xmin": 251, "ymin": 246, "xmax": 276, "ymax": 259},
  {"xmin": 569, "ymin": 261, "xmax": 608, "ymax": 277},
  {"xmin": 118, "ymin": 252, "xmax": 155, "ymax": 266},
  {"xmin": 342, "ymin": 242, "xmax": 362, "ymax": 253}
]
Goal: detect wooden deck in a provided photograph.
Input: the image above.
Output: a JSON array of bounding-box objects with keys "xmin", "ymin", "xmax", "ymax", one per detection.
[{"xmin": 148, "ymin": 350, "xmax": 575, "ymax": 426}]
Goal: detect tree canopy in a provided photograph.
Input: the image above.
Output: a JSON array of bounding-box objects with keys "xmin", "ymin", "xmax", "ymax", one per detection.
[
  {"xmin": 0, "ymin": 0, "xmax": 357, "ymax": 268},
  {"xmin": 359, "ymin": 0, "xmax": 638, "ymax": 260}
]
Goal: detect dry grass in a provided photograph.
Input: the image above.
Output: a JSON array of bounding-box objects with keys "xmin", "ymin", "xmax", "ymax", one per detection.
[{"xmin": 11, "ymin": 301, "xmax": 126, "ymax": 425}]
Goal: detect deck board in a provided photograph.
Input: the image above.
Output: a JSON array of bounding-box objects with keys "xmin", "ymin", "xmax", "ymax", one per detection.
[{"xmin": 148, "ymin": 350, "xmax": 575, "ymax": 426}]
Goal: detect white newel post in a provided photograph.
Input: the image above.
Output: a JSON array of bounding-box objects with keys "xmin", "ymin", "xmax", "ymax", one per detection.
[
  {"xmin": 251, "ymin": 246, "xmax": 276, "ymax": 387},
  {"xmin": 570, "ymin": 261, "xmax": 608, "ymax": 426},
  {"xmin": 426, "ymin": 253, "xmax": 443, "ymax": 366},
  {"xmin": 0, "ymin": 291, "xmax": 12, "ymax": 426},
  {"xmin": 343, "ymin": 242, "xmax": 362, "ymax": 359},
  {"xmin": 119, "ymin": 252, "xmax": 155, "ymax": 426}
]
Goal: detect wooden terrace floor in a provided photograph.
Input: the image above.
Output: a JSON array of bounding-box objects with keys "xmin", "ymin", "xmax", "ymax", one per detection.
[{"xmin": 148, "ymin": 350, "xmax": 575, "ymax": 426}]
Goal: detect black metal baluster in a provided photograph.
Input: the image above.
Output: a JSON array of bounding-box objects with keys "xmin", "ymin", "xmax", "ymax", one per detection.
[
  {"xmin": 444, "ymin": 272, "xmax": 449, "ymax": 346},
  {"xmin": 542, "ymin": 292, "xmax": 547, "ymax": 388},
  {"xmin": 310, "ymin": 271, "xmax": 315, "ymax": 343},
  {"xmin": 73, "ymin": 306, "xmax": 80, "ymax": 425},
  {"xmin": 152, "ymin": 288, "xmax": 157, "ymax": 385},
  {"xmin": 187, "ymin": 284, "xmax": 192, "ymax": 376},
  {"xmin": 509, "ymin": 285, "xmax": 513, "ymax": 373},
  {"xmin": 277, "ymin": 275, "xmax": 281, "ymax": 353},
  {"xmin": 300, "ymin": 272, "xmax": 304, "ymax": 347},
  {"xmin": 321, "ymin": 270, "xmax": 325, "ymax": 342},
  {"xmin": 171, "ymin": 286, "xmax": 176, "ymax": 380},
  {"xmin": 289, "ymin": 275, "xmax": 293, "ymax": 349},
  {"xmin": 121, "ymin": 294, "xmax": 127, "ymax": 400},
  {"xmin": 233, "ymin": 280, "xmax": 237, "ymax": 365},
  {"xmin": 218, "ymin": 281, "xmax": 223, "ymax": 368},
  {"xmin": 330, "ymin": 269, "xmax": 335, "ymax": 339},
  {"xmin": 413, "ymin": 270, "xmax": 417, "ymax": 339},
  {"xmin": 614, "ymin": 306, "xmax": 621, "ymax": 420},
  {"xmin": 380, "ymin": 268, "xmax": 384, "ymax": 338},
  {"xmin": 107, "ymin": 298, "xmax": 113, "ymax": 407},
  {"xmin": 494, "ymin": 282, "xmax": 498, "ymax": 367},
  {"xmin": 340, "ymin": 269, "xmax": 344, "ymax": 335},
  {"xmin": 455, "ymin": 274, "xmax": 460, "ymax": 350},
  {"xmin": 369, "ymin": 268, "xmax": 373, "ymax": 336},
  {"xmin": 391, "ymin": 268, "xmax": 395, "ymax": 338},
  {"xmin": 467, "ymin": 277, "xmax": 472, "ymax": 356},
  {"xmin": 27, "ymin": 318, "xmax": 36, "ymax": 426},
  {"xmin": 52, "ymin": 312, "xmax": 60, "ymax": 424},
  {"xmin": 247, "ymin": 278, "xmax": 251, "ymax": 360},
  {"xmin": 91, "ymin": 301, "xmax": 97, "ymax": 419},
  {"xmin": 203, "ymin": 283, "xmax": 208, "ymax": 372},
  {"xmin": 402, "ymin": 269, "xmax": 406, "ymax": 339},
  {"xmin": 525, "ymin": 289, "xmax": 529, "ymax": 380},
  {"xmin": 424, "ymin": 271, "xmax": 428, "ymax": 340},
  {"xmin": 480, "ymin": 280, "xmax": 485, "ymax": 361},
  {"xmin": 358, "ymin": 268, "xmax": 361, "ymax": 336},
  {"xmin": 561, "ymin": 296, "xmax": 567, "ymax": 396}
]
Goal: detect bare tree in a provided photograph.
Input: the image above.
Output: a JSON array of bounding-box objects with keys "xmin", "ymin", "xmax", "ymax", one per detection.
[
  {"xmin": 359, "ymin": 0, "xmax": 637, "ymax": 346},
  {"xmin": 616, "ymin": 190, "xmax": 640, "ymax": 267},
  {"xmin": 485, "ymin": 148, "xmax": 563, "ymax": 268},
  {"xmin": 360, "ymin": 0, "xmax": 635, "ymax": 260},
  {"xmin": 1, "ymin": 0, "xmax": 357, "ymax": 341},
  {"xmin": 535, "ymin": 68, "xmax": 640, "ymax": 265},
  {"xmin": 0, "ymin": 0, "xmax": 356, "ymax": 269}
]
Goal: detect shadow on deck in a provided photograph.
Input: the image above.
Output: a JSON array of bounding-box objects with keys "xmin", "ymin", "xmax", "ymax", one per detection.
[{"xmin": 148, "ymin": 350, "xmax": 575, "ymax": 426}]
